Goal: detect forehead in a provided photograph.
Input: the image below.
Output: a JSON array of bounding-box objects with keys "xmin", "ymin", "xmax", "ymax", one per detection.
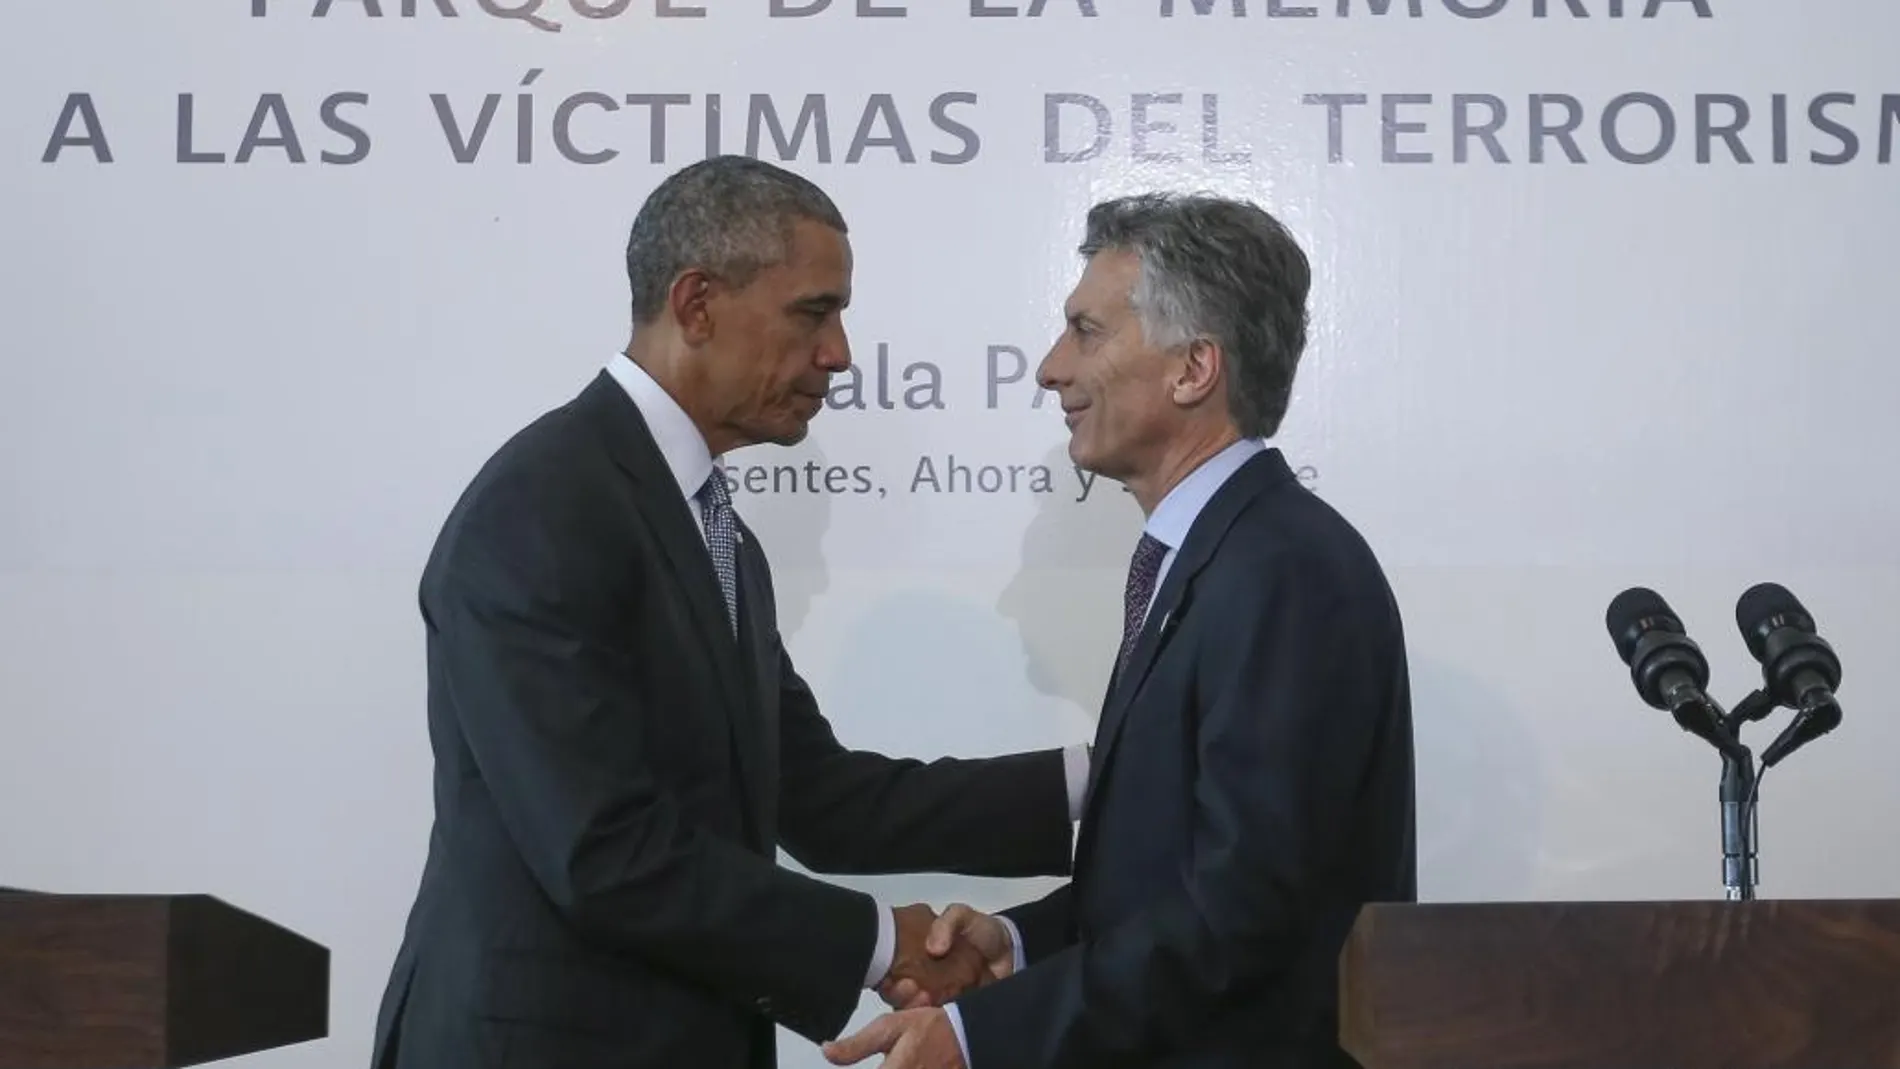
[
  {"xmin": 775, "ymin": 218, "xmax": 851, "ymax": 288},
  {"xmin": 1066, "ymin": 248, "xmax": 1139, "ymax": 318}
]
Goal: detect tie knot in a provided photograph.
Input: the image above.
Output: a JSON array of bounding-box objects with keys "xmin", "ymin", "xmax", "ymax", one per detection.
[
  {"xmin": 1131, "ymin": 532, "xmax": 1167, "ymax": 574},
  {"xmin": 697, "ymin": 469, "xmax": 730, "ymax": 510},
  {"xmin": 1124, "ymin": 532, "xmax": 1168, "ymax": 607}
]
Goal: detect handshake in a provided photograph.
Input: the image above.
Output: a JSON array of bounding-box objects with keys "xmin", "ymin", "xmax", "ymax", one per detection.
[
  {"xmin": 819, "ymin": 903, "xmax": 1010, "ymax": 1067},
  {"xmin": 877, "ymin": 901, "xmax": 1014, "ymax": 1010}
]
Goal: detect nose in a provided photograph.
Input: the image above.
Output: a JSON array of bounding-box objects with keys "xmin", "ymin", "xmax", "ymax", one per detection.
[
  {"xmin": 816, "ymin": 319, "xmax": 852, "ymax": 372},
  {"xmin": 1035, "ymin": 336, "xmax": 1067, "ymax": 391}
]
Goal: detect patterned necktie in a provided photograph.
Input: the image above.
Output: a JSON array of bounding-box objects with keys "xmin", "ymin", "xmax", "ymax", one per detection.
[
  {"xmin": 1115, "ymin": 532, "xmax": 1168, "ymax": 679},
  {"xmin": 696, "ymin": 470, "xmax": 739, "ymax": 634}
]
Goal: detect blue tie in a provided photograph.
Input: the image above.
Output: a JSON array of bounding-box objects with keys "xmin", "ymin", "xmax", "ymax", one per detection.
[
  {"xmin": 696, "ymin": 471, "xmax": 739, "ymax": 634},
  {"xmin": 1116, "ymin": 533, "xmax": 1168, "ymax": 679}
]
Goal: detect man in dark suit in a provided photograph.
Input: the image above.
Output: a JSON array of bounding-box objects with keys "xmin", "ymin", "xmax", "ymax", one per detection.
[
  {"xmin": 369, "ymin": 156, "xmax": 1092, "ymax": 1069},
  {"xmin": 823, "ymin": 193, "xmax": 1417, "ymax": 1069}
]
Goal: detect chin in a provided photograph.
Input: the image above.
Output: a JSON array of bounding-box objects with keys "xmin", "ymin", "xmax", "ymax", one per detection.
[
  {"xmin": 765, "ymin": 421, "xmax": 810, "ymax": 447},
  {"xmin": 1066, "ymin": 440, "xmax": 1124, "ymax": 483},
  {"xmin": 1065, "ymin": 435, "xmax": 1097, "ymax": 471}
]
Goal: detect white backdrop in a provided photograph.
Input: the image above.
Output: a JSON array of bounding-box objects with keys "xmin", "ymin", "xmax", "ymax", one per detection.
[{"xmin": 4, "ymin": 3, "xmax": 1898, "ymax": 1067}]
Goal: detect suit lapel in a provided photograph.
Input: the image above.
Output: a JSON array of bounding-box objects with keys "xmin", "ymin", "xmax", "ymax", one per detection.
[
  {"xmin": 576, "ymin": 373, "xmax": 756, "ymax": 775},
  {"xmin": 1081, "ymin": 568, "xmax": 1190, "ymax": 812},
  {"xmin": 1080, "ymin": 449, "xmax": 1298, "ymax": 822},
  {"xmin": 731, "ymin": 523, "xmax": 779, "ymax": 842}
]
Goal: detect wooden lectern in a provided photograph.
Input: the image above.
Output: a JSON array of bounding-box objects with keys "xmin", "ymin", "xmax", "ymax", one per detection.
[
  {"xmin": 1338, "ymin": 899, "xmax": 1900, "ymax": 1069},
  {"xmin": 0, "ymin": 889, "xmax": 329, "ymax": 1068}
]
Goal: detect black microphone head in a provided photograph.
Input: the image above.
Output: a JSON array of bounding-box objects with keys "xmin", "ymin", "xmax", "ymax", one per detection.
[
  {"xmin": 1607, "ymin": 587, "xmax": 1682, "ymax": 665},
  {"xmin": 1607, "ymin": 586, "xmax": 1711, "ymax": 713},
  {"xmin": 1605, "ymin": 587, "xmax": 1738, "ymax": 756},
  {"xmin": 1735, "ymin": 582, "xmax": 1814, "ymax": 661},
  {"xmin": 1736, "ymin": 581, "xmax": 1841, "ymax": 703}
]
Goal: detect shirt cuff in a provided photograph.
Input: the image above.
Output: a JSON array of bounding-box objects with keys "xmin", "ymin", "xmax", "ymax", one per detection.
[
  {"xmin": 1062, "ymin": 743, "xmax": 1090, "ymax": 821},
  {"xmin": 944, "ymin": 1003, "xmax": 974, "ymax": 1068},
  {"xmin": 945, "ymin": 915, "xmax": 1024, "ymax": 1069},
  {"xmin": 863, "ymin": 898, "xmax": 894, "ymax": 988},
  {"xmin": 998, "ymin": 914, "xmax": 1028, "ymax": 974}
]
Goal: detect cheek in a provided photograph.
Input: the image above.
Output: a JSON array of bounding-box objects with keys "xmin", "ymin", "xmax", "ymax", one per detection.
[
  {"xmin": 743, "ymin": 348, "xmax": 804, "ymax": 410},
  {"xmin": 1087, "ymin": 372, "xmax": 1164, "ymax": 439},
  {"xmin": 740, "ymin": 333, "xmax": 796, "ymax": 391},
  {"xmin": 781, "ymin": 331, "xmax": 824, "ymax": 379},
  {"xmin": 775, "ymin": 348, "xmax": 811, "ymax": 392},
  {"xmin": 1084, "ymin": 368, "xmax": 1127, "ymax": 421}
]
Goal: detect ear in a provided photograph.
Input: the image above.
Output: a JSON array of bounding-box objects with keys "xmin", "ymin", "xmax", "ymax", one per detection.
[
  {"xmin": 668, "ymin": 269, "xmax": 717, "ymax": 344},
  {"xmin": 1170, "ymin": 337, "xmax": 1223, "ymax": 407}
]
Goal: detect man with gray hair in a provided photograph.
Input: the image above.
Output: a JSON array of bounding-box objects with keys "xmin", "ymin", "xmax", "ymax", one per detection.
[
  {"xmin": 368, "ymin": 155, "xmax": 1090, "ymax": 1069},
  {"xmin": 825, "ymin": 193, "xmax": 1417, "ymax": 1069}
]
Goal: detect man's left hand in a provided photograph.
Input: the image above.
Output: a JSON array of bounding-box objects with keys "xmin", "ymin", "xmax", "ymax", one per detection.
[{"xmin": 822, "ymin": 1007, "xmax": 964, "ymax": 1069}]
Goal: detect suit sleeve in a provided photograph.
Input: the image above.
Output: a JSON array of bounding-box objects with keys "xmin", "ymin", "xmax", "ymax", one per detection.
[
  {"xmin": 951, "ymin": 555, "xmax": 1400, "ymax": 1069},
  {"xmin": 1000, "ymin": 884, "xmax": 1076, "ymax": 964},
  {"xmin": 774, "ymin": 653, "xmax": 1075, "ymax": 879},
  {"xmin": 429, "ymin": 529, "xmax": 876, "ymax": 1044}
]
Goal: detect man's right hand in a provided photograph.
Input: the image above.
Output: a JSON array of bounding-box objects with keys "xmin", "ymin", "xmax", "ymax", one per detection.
[
  {"xmin": 878, "ymin": 903, "xmax": 1015, "ymax": 1010},
  {"xmin": 877, "ymin": 904, "xmax": 993, "ymax": 1010}
]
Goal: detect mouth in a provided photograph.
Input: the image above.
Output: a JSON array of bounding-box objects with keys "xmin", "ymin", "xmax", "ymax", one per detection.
[{"xmin": 1062, "ymin": 405, "xmax": 1088, "ymax": 427}]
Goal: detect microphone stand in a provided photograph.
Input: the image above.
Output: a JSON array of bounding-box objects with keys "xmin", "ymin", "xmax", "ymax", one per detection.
[
  {"xmin": 1715, "ymin": 690, "xmax": 1776, "ymax": 901},
  {"xmin": 1717, "ymin": 748, "xmax": 1757, "ymax": 900}
]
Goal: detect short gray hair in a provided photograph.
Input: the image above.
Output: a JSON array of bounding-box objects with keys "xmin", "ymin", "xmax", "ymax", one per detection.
[
  {"xmin": 624, "ymin": 155, "xmax": 848, "ymax": 324},
  {"xmin": 1080, "ymin": 192, "xmax": 1311, "ymax": 439}
]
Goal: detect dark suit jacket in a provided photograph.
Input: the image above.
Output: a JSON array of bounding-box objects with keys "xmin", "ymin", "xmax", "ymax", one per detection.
[
  {"xmin": 370, "ymin": 371, "xmax": 1076, "ymax": 1069},
  {"xmin": 953, "ymin": 448, "xmax": 1417, "ymax": 1069}
]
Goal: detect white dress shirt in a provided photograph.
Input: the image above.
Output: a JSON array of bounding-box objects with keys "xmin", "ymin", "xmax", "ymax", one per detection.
[
  {"xmin": 602, "ymin": 354, "xmax": 1091, "ymax": 997},
  {"xmin": 942, "ymin": 435, "xmax": 1268, "ymax": 1065},
  {"xmin": 1138, "ymin": 437, "xmax": 1268, "ymax": 623},
  {"xmin": 604, "ymin": 351, "xmax": 722, "ymax": 537}
]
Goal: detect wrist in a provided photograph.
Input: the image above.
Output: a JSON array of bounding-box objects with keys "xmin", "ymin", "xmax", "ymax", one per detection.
[
  {"xmin": 863, "ymin": 897, "xmax": 896, "ymax": 988},
  {"xmin": 995, "ymin": 914, "xmax": 1025, "ymax": 977}
]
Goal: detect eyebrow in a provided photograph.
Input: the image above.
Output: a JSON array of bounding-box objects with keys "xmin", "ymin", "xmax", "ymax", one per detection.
[{"xmin": 792, "ymin": 291, "xmax": 849, "ymax": 314}]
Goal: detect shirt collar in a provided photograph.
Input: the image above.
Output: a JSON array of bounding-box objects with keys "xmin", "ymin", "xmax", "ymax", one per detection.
[
  {"xmin": 604, "ymin": 353, "xmax": 714, "ymax": 504},
  {"xmin": 1144, "ymin": 438, "xmax": 1268, "ymax": 550}
]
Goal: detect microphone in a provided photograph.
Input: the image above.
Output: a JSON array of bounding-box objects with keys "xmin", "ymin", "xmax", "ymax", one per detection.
[
  {"xmin": 1735, "ymin": 583, "xmax": 1843, "ymax": 768},
  {"xmin": 1605, "ymin": 587, "xmax": 1739, "ymax": 758}
]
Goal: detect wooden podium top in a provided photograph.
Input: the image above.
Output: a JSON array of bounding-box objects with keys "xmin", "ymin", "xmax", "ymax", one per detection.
[
  {"xmin": 0, "ymin": 890, "xmax": 329, "ymax": 1069},
  {"xmin": 1340, "ymin": 898, "xmax": 1900, "ymax": 1069}
]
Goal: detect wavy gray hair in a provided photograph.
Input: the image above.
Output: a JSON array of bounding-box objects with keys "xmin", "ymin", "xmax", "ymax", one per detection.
[
  {"xmin": 1079, "ymin": 192, "xmax": 1312, "ymax": 439},
  {"xmin": 624, "ymin": 155, "xmax": 848, "ymax": 325}
]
